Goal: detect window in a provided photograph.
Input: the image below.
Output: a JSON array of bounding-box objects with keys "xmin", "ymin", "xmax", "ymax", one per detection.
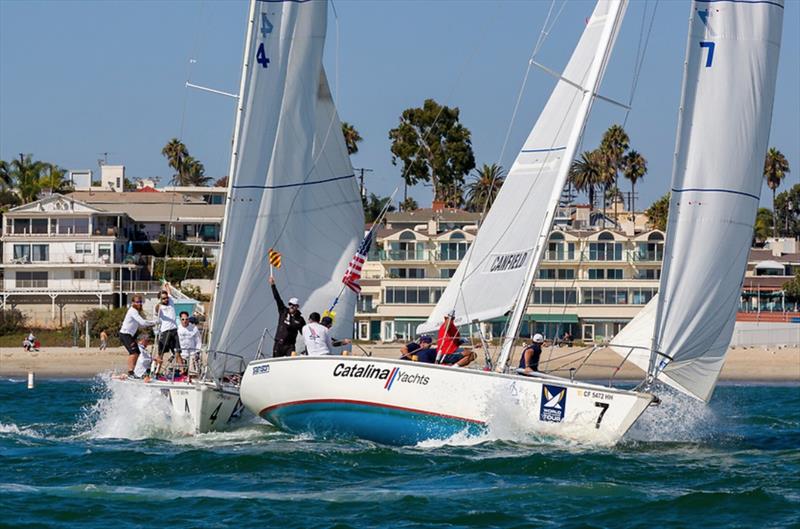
[
  {"xmin": 531, "ymin": 288, "xmax": 577, "ymax": 305},
  {"xmin": 357, "ymin": 295, "xmax": 374, "ymax": 313},
  {"xmin": 160, "ymin": 224, "xmax": 167, "ymax": 235},
  {"xmin": 31, "ymin": 218, "xmax": 48, "ymax": 234},
  {"xmin": 99, "ymin": 271, "xmax": 112, "ymax": 283},
  {"xmin": 634, "ymin": 268, "xmax": 661, "ymax": 280},
  {"xmin": 539, "ymin": 268, "xmax": 575, "ymax": 280},
  {"xmin": 73, "ymin": 270, "xmax": 86, "ymax": 280},
  {"xmin": 389, "ymin": 268, "xmax": 425, "ymax": 279},
  {"xmin": 384, "ymin": 287, "xmax": 442, "ymax": 304},
  {"xmin": 590, "ymin": 268, "xmax": 623, "ymax": 279},
  {"xmin": 12, "ymin": 219, "xmax": 30, "ymax": 234},
  {"xmin": 539, "ymin": 269, "xmax": 556, "ymax": 280},
  {"xmin": 16, "ymin": 271, "xmax": 47, "ymax": 288},
  {"xmin": 13, "ymin": 245, "xmax": 31, "ymax": 262},
  {"xmin": 546, "ymin": 233, "xmax": 575, "ymax": 261},
  {"xmin": 439, "ymin": 241, "xmax": 470, "ymax": 261},
  {"xmin": 581, "ymin": 288, "xmax": 629, "ymax": 305},
  {"xmin": 98, "ymin": 243, "xmax": 112, "ymax": 261},
  {"xmin": 59, "ymin": 218, "xmax": 89, "ymax": 234},
  {"xmin": 440, "ymin": 268, "xmax": 456, "ymax": 279},
  {"xmin": 75, "ymin": 242, "xmax": 92, "ymax": 254},
  {"xmin": 630, "ymin": 288, "xmax": 657, "ymax": 305},
  {"xmin": 588, "ymin": 240, "xmax": 622, "ymax": 261},
  {"xmin": 31, "ymin": 244, "xmax": 49, "ymax": 262}
]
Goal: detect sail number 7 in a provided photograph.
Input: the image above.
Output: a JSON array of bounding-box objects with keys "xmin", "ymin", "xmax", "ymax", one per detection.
[
  {"xmin": 700, "ymin": 41, "xmax": 715, "ymax": 67},
  {"xmin": 594, "ymin": 402, "xmax": 609, "ymax": 429}
]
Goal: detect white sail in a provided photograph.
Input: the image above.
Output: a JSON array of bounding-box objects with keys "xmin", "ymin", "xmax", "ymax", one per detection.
[
  {"xmin": 209, "ymin": 0, "xmax": 362, "ymax": 357},
  {"xmin": 418, "ymin": 0, "xmax": 627, "ymax": 335},
  {"xmin": 648, "ymin": 0, "xmax": 784, "ymax": 401},
  {"xmin": 609, "ymin": 294, "xmax": 657, "ymax": 375}
]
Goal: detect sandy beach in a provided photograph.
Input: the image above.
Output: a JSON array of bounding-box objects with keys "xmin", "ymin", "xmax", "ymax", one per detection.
[{"xmin": 1, "ymin": 343, "xmax": 797, "ymax": 382}]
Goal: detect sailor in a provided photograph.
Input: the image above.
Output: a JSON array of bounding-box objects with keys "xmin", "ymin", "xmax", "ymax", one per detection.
[
  {"xmin": 519, "ymin": 333, "xmax": 545, "ymax": 373},
  {"xmin": 268, "ymin": 276, "xmax": 306, "ymax": 357},
  {"xmin": 155, "ymin": 283, "xmax": 179, "ymax": 369},
  {"xmin": 411, "ymin": 335, "xmax": 437, "ymax": 364},
  {"xmin": 177, "ymin": 310, "xmax": 202, "ymax": 374},
  {"xmin": 400, "ymin": 336, "xmax": 423, "ymax": 361},
  {"xmin": 302, "ymin": 313, "xmax": 351, "ymax": 356},
  {"xmin": 440, "ymin": 339, "xmax": 477, "ymax": 367},
  {"xmin": 133, "ymin": 334, "xmax": 154, "ymax": 379},
  {"xmin": 119, "ymin": 294, "xmax": 157, "ymax": 377},
  {"xmin": 435, "ymin": 310, "xmax": 461, "ymax": 364}
]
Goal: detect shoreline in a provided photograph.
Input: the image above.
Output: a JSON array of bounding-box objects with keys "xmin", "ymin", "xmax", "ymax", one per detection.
[{"xmin": 1, "ymin": 344, "xmax": 798, "ymax": 382}]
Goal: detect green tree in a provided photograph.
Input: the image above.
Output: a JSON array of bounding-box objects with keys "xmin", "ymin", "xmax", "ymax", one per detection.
[
  {"xmin": 214, "ymin": 176, "xmax": 228, "ymax": 188},
  {"xmin": 774, "ymin": 184, "xmax": 799, "ymax": 237},
  {"xmin": 597, "ymin": 125, "xmax": 630, "ymax": 226},
  {"xmin": 0, "ymin": 160, "xmax": 11, "ymax": 190},
  {"xmin": 363, "ymin": 193, "xmax": 396, "ymax": 223},
  {"xmin": 400, "ymin": 197, "xmax": 418, "ymax": 211},
  {"xmin": 763, "ymin": 147, "xmax": 790, "ymax": 237},
  {"xmin": 465, "ymin": 163, "xmax": 505, "ymax": 213},
  {"xmin": 753, "ymin": 207, "xmax": 774, "ymax": 242},
  {"xmin": 569, "ymin": 150, "xmax": 604, "ymax": 213},
  {"xmin": 388, "ymin": 99, "xmax": 476, "ymax": 207},
  {"xmin": 161, "ymin": 138, "xmax": 189, "ymax": 184},
  {"xmin": 645, "ymin": 193, "xmax": 670, "ymax": 231},
  {"xmin": 39, "ymin": 163, "xmax": 73, "ymax": 194},
  {"xmin": 184, "ymin": 156, "xmax": 211, "ymax": 186},
  {"xmin": 621, "ymin": 149, "xmax": 647, "ymax": 229},
  {"xmin": 783, "ymin": 270, "xmax": 800, "ymax": 301},
  {"xmin": 8, "ymin": 154, "xmax": 49, "ymax": 203},
  {"xmin": 341, "ymin": 122, "xmax": 362, "ymax": 156}
]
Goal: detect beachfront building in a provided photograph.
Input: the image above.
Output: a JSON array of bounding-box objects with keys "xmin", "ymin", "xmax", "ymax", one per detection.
[
  {"xmin": 68, "ymin": 190, "xmax": 224, "ymax": 257},
  {"xmin": 0, "ymin": 194, "xmax": 146, "ymax": 325},
  {"xmin": 353, "ymin": 208, "xmax": 665, "ymax": 343},
  {"xmin": 741, "ymin": 238, "xmax": 800, "ymax": 318}
]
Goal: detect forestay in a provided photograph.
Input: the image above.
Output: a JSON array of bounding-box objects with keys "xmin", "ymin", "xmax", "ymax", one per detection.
[
  {"xmin": 418, "ymin": 0, "xmax": 627, "ymax": 335},
  {"xmin": 209, "ymin": 0, "xmax": 362, "ymax": 357},
  {"xmin": 644, "ymin": 0, "xmax": 784, "ymax": 401}
]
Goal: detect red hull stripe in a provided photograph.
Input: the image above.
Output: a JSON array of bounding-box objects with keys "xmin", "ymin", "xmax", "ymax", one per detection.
[{"xmin": 260, "ymin": 398, "xmax": 485, "ymax": 425}]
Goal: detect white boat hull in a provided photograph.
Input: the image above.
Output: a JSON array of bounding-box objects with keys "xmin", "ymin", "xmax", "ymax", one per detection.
[
  {"xmin": 240, "ymin": 357, "xmax": 655, "ymax": 445},
  {"xmin": 114, "ymin": 377, "xmax": 245, "ymax": 433}
]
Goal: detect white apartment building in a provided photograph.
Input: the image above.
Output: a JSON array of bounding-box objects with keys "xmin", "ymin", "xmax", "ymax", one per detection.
[
  {"xmin": 1, "ymin": 194, "xmax": 147, "ymax": 326},
  {"xmin": 354, "ymin": 208, "xmax": 664, "ymax": 343}
]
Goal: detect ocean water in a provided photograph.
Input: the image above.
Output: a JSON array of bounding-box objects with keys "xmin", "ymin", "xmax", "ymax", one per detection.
[{"xmin": 0, "ymin": 378, "xmax": 798, "ymax": 529}]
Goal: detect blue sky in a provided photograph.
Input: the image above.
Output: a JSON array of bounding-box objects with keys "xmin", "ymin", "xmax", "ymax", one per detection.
[{"xmin": 1, "ymin": 0, "xmax": 798, "ymax": 210}]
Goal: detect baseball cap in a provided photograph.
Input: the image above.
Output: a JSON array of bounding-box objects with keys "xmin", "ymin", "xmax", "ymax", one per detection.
[
  {"xmin": 533, "ymin": 333, "xmax": 544, "ymax": 343},
  {"xmin": 321, "ymin": 316, "xmax": 333, "ymax": 326},
  {"xmin": 288, "ymin": 297, "xmax": 300, "ymax": 306},
  {"xmin": 419, "ymin": 335, "xmax": 433, "ymax": 344}
]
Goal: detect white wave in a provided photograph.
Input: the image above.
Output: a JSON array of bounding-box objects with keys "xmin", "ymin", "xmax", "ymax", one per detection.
[
  {"xmin": 625, "ymin": 383, "xmax": 717, "ymax": 443},
  {"xmin": 79, "ymin": 376, "xmax": 194, "ymax": 440},
  {"xmin": 0, "ymin": 421, "xmax": 44, "ymax": 439}
]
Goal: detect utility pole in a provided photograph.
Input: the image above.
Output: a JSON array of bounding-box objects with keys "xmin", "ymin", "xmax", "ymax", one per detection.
[{"xmin": 353, "ymin": 167, "xmax": 373, "ymax": 199}]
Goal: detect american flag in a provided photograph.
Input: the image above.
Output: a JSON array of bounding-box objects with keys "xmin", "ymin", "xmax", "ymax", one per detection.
[{"xmin": 342, "ymin": 230, "xmax": 374, "ymax": 293}]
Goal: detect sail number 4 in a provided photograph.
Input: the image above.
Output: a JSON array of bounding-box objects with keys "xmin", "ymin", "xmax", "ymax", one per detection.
[{"xmin": 256, "ymin": 43, "xmax": 270, "ymax": 69}]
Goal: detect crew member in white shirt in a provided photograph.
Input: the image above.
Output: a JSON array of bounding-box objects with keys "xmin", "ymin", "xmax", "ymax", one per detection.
[
  {"xmin": 155, "ymin": 283, "xmax": 179, "ymax": 369},
  {"xmin": 120, "ymin": 294, "xmax": 157, "ymax": 376},
  {"xmin": 177, "ymin": 311, "xmax": 202, "ymax": 374},
  {"xmin": 301, "ymin": 312, "xmax": 351, "ymax": 356},
  {"xmin": 133, "ymin": 334, "xmax": 154, "ymax": 378}
]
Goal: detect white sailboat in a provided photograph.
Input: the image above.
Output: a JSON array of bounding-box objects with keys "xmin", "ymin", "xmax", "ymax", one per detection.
[
  {"xmin": 240, "ymin": 0, "xmax": 785, "ymax": 445},
  {"xmin": 115, "ymin": 0, "xmax": 364, "ymax": 433}
]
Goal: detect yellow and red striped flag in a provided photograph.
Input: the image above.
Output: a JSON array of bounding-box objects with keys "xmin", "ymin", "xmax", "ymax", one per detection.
[{"xmin": 268, "ymin": 248, "xmax": 282, "ymax": 268}]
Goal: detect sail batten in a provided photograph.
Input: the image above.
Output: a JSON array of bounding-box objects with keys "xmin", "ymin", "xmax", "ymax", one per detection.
[{"xmin": 643, "ymin": 0, "xmax": 784, "ymax": 401}]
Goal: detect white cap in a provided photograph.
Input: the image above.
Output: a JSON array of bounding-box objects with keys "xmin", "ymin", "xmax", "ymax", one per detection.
[
  {"xmin": 533, "ymin": 333, "xmax": 544, "ymax": 343},
  {"xmin": 288, "ymin": 297, "xmax": 300, "ymax": 306}
]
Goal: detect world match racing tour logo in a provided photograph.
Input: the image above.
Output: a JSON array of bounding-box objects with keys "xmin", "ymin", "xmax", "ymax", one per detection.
[{"xmin": 333, "ymin": 363, "xmax": 429, "ymax": 391}]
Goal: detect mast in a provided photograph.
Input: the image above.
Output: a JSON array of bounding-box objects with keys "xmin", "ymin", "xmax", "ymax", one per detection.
[
  {"xmin": 496, "ymin": 0, "xmax": 627, "ymax": 371},
  {"xmin": 207, "ymin": 0, "xmax": 257, "ymax": 347}
]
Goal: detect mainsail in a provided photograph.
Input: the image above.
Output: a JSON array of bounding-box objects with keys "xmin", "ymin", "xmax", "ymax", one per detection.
[
  {"xmin": 418, "ymin": 1, "xmax": 628, "ymax": 348},
  {"xmin": 209, "ymin": 0, "xmax": 363, "ymax": 357},
  {"xmin": 612, "ymin": 0, "xmax": 785, "ymax": 402}
]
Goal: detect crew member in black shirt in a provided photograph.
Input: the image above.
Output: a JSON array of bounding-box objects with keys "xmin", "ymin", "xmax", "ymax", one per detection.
[{"xmin": 268, "ymin": 276, "xmax": 306, "ymax": 357}]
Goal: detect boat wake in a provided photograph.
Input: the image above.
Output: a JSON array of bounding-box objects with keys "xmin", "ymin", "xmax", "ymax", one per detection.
[
  {"xmin": 78, "ymin": 375, "xmax": 194, "ymax": 440},
  {"xmin": 625, "ymin": 384, "xmax": 717, "ymax": 444}
]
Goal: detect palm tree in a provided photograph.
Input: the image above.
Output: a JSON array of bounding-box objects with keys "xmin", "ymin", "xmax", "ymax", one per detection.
[
  {"xmin": 341, "ymin": 122, "xmax": 362, "ymax": 156},
  {"xmin": 162, "ymin": 138, "xmax": 189, "ymax": 183},
  {"xmin": 764, "ymin": 147, "xmax": 790, "ymax": 237},
  {"xmin": 569, "ymin": 150, "xmax": 604, "ymax": 214},
  {"xmin": 0, "ymin": 160, "xmax": 11, "ymax": 191},
  {"xmin": 598, "ymin": 125, "xmax": 630, "ymax": 227},
  {"xmin": 465, "ymin": 163, "xmax": 505, "ymax": 213},
  {"xmin": 39, "ymin": 164, "xmax": 72, "ymax": 194},
  {"xmin": 622, "ymin": 150, "xmax": 647, "ymax": 230},
  {"xmin": 753, "ymin": 207, "xmax": 774, "ymax": 243},
  {"xmin": 183, "ymin": 156, "xmax": 211, "ymax": 186},
  {"xmin": 400, "ymin": 197, "xmax": 418, "ymax": 211},
  {"xmin": 10, "ymin": 154, "xmax": 48, "ymax": 203}
]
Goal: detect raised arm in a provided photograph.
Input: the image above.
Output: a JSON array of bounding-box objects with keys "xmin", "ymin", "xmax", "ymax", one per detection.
[{"xmin": 268, "ymin": 276, "xmax": 287, "ymax": 312}]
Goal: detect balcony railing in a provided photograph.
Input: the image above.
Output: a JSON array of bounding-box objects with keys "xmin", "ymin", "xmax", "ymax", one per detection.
[
  {"xmin": 120, "ymin": 280, "xmax": 164, "ymax": 293},
  {"xmin": 13, "ymin": 280, "xmax": 49, "ymax": 289},
  {"xmin": 379, "ymin": 250, "xmax": 429, "ymax": 261},
  {"xmin": 3, "ymin": 228, "xmax": 120, "ymax": 238},
  {"xmin": 629, "ymin": 251, "xmax": 663, "ymax": 262},
  {"xmin": 542, "ymin": 250, "xmax": 577, "ymax": 262}
]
